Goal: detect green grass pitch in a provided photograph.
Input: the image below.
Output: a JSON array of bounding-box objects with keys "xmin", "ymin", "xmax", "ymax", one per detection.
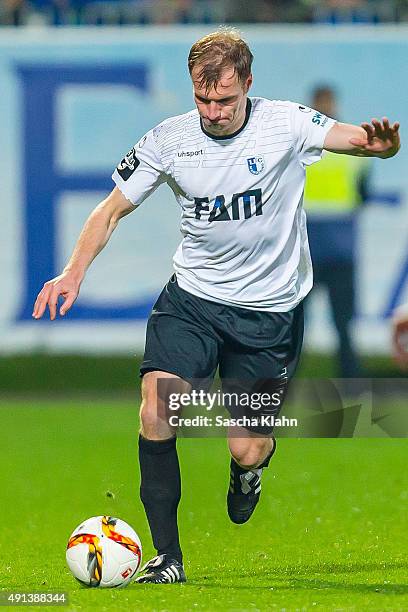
[{"xmin": 0, "ymin": 399, "xmax": 407, "ymax": 611}]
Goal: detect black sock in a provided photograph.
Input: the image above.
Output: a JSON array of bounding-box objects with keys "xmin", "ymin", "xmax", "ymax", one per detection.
[{"xmin": 138, "ymin": 435, "xmax": 182, "ymax": 564}]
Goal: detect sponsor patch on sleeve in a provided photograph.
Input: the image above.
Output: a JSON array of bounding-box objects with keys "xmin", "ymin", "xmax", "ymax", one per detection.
[
  {"xmin": 311, "ymin": 111, "xmax": 329, "ymax": 127},
  {"xmin": 117, "ymin": 147, "xmax": 140, "ymax": 181}
]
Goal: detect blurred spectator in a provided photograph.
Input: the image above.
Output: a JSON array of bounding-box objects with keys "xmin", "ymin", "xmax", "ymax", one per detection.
[
  {"xmin": 304, "ymin": 85, "xmax": 371, "ymax": 377},
  {"xmin": 31, "ymin": 0, "xmax": 72, "ymax": 25},
  {"xmin": 1, "ymin": 0, "xmax": 26, "ymax": 25}
]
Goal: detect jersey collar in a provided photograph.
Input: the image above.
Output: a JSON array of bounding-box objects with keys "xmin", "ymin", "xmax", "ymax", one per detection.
[{"xmin": 200, "ymin": 98, "xmax": 252, "ymax": 141}]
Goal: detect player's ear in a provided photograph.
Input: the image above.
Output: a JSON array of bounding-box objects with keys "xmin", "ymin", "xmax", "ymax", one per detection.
[{"xmin": 244, "ymin": 74, "xmax": 253, "ymax": 93}]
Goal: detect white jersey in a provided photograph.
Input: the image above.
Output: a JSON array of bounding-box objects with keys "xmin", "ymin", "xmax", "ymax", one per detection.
[{"xmin": 112, "ymin": 97, "xmax": 336, "ymax": 311}]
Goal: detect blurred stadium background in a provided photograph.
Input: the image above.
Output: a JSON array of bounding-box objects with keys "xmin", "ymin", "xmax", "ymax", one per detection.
[
  {"xmin": 1, "ymin": 0, "xmax": 407, "ymax": 395},
  {"xmin": 2, "ymin": 0, "xmax": 408, "ymax": 26}
]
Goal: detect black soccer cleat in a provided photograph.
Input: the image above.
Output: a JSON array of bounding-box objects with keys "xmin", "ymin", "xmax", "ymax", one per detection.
[
  {"xmin": 227, "ymin": 464, "xmax": 263, "ymax": 524},
  {"xmin": 227, "ymin": 439, "xmax": 276, "ymax": 524},
  {"xmin": 135, "ymin": 554, "xmax": 186, "ymax": 584}
]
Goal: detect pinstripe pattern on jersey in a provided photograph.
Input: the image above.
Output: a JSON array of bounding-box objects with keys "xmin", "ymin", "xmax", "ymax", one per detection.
[{"xmin": 152, "ymin": 98, "xmax": 294, "ymax": 173}]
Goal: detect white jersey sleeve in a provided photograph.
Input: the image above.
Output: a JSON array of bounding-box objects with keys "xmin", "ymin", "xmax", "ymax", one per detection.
[
  {"xmin": 289, "ymin": 102, "xmax": 336, "ymax": 166},
  {"xmin": 112, "ymin": 129, "xmax": 167, "ymax": 206}
]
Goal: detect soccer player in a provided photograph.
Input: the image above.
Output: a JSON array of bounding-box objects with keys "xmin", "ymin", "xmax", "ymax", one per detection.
[{"xmin": 32, "ymin": 29, "xmax": 400, "ymax": 583}]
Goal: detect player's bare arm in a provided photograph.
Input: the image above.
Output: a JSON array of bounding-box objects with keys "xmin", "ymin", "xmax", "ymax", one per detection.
[
  {"xmin": 32, "ymin": 187, "xmax": 134, "ymax": 321},
  {"xmin": 324, "ymin": 117, "xmax": 400, "ymax": 158}
]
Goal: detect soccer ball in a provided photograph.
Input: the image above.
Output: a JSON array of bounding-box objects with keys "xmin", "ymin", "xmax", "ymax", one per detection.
[{"xmin": 66, "ymin": 515, "xmax": 142, "ymax": 587}]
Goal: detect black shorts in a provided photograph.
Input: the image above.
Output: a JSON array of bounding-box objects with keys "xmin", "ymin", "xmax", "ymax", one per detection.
[{"xmin": 141, "ymin": 275, "xmax": 304, "ymax": 433}]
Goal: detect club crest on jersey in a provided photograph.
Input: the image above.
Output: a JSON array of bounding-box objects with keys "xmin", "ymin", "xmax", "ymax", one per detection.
[{"xmin": 247, "ymin": 155, "xmax": 265, "ymax": 175}]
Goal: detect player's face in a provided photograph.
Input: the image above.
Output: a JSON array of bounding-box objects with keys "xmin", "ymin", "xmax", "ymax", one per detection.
[{"xmin": 192, "ymin": 65, "xmax": 252, "ymax": 137}]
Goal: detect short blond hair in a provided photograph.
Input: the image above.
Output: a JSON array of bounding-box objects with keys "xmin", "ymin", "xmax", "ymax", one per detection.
[{"xmin": 188, "ymin": 28, "xmax": 253, "ymax": 92}]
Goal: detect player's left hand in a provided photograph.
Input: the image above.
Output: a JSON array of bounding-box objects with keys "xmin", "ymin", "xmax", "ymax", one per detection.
[
  {"xmin": 392, "ymin": 306, "xmax": 408, "ymax": 368},
  {"xmin": 349, "ymin": 117, "xmax": 400, "ymax": 158}
]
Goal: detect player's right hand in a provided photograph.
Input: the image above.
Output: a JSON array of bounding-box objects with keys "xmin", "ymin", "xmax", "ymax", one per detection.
[{"xmin": 32, "ymin": 272, "xmax": 81, "ymax": 320}]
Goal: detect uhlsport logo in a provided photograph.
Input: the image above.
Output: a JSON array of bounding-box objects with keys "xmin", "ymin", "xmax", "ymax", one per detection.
[{"xmin": 247, "ymin": 155, "xmax": 265, "ymax": 175}]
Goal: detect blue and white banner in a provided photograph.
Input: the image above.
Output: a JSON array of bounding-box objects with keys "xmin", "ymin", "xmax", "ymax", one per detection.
[{"xmin": 0, "ymin": 26, "xmax": 407, "ymax": 353}]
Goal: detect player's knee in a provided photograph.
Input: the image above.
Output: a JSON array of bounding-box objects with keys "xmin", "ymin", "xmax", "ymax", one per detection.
[
  {"xmin": 139, "ymin": 400, "xmax": 171, "ymax": 440},
  {"xmin": 139, "ymin": 402, "xmax": 155, "ymax": 436},
  {"xmin": 229, "ymin": 438, "xmax": 272, "ymax": 470},
  {"xmin": 140, "ymin": 371, "xmax": 188, "ymax": 439},
  {"xmin": 234, "ymin": 451, "xmax": 262, "ymax": 470}
]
